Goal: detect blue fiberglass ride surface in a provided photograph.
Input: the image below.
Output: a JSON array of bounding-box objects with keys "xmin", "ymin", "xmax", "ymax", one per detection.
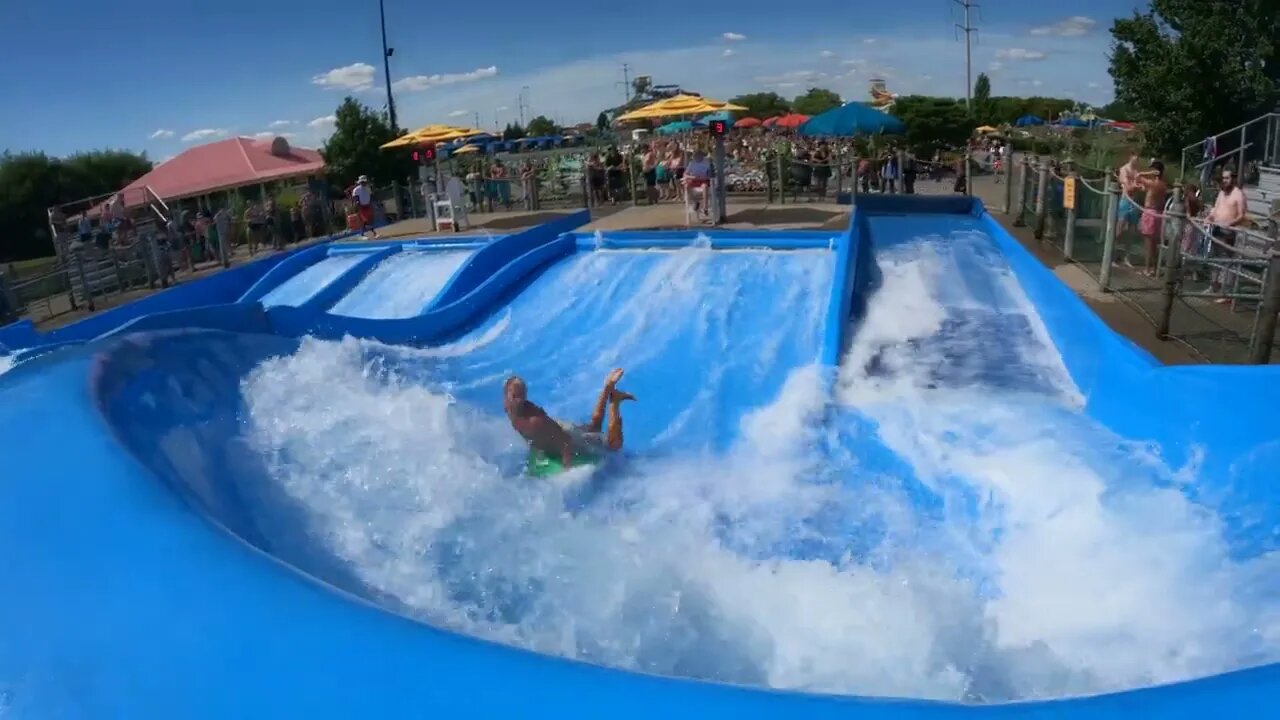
[
  {"xmin": 4, "ymin": 203, "xmax": 1280, "ymax": 718},
  {"xmin": 328, "ymin": 249, "xmax": 475, "ymax": 319}
]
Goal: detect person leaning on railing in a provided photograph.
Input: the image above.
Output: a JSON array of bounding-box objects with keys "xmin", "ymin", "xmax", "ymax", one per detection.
[{"xmin": 1205, "ymin": 169, "xmax": 1249, "ymax": 301}]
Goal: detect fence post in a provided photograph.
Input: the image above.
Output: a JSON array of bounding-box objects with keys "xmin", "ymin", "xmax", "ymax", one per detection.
[
  {"xmin": 628, "ymin": 153, "xmax": 639, "ymax": 207},
  {"xmin": 1034, "ymin": 162, "xmax": 1049, "ymax": 240},
  {"xmin": 74, "ymin": 251, "xmax": 95, "ymax": 312},
  {"xmin": 896, "ymin": 150, "xmax": 907, "ymax": 195},
  {"xmin": 1063, "ymin": 171, "xmax": 1079, "ymax": 259},
  {"xmin": 1099, "ymin": 175, "xmax": 1121, "ymax": 290},
  {"xmin": 1002, "ymin": 153, "xmax": 1014, "ymax": 213},
  {"xmin": 1157, "ymin": 201, "xmax": 1186, "ymax": 339},
  {"xmin": 849, "ymin": 155, "xmax": 859, "ymax": 201},
  {"xmin": 963, "ymin": 146, "xmax": 972, "ymax": 197},
  {"xmin": 776, "ymin": 152, "xmax": 786, "ymax": 204},
  {"xmin": 1249, "ymin": 251, "xmax": 1280, "ymax": 363},
  {"xmin": 0, "ymin": 270, "xmax": 16, "ymax": 325},
  {"xmin": 1013, "ymin": 157, "xmax": 1029, "ymax": 227}
]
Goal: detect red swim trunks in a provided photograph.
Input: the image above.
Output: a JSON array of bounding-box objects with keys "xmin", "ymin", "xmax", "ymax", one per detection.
[
  {"xmin": 1138, "ymin": 208, "xmax": 1163, "ymax": 237},
  {"xmin": 357, "ymin": 204, "xmax": 374, "ymax": 226}
]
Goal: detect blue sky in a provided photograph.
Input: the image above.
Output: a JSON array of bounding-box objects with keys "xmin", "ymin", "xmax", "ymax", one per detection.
[{"xmin": 2, "ymin": 0, "xmax": 1143, "ymax": 158}]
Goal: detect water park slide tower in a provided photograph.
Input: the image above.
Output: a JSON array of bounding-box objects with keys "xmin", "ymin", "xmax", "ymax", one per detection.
[{"xmin": 869, "ymin": 78, "xmax": 897, "ymax": 110}]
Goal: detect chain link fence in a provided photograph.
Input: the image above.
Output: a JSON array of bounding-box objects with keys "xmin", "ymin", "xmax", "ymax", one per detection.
[{"xmin": 1011, "ymin": 156, "xmax": 1280, "ymax": 363}]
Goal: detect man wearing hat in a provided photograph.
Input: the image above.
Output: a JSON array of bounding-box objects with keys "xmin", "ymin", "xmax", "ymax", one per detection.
[{"xmin": 352, "ymin": 174, "xmax": 377, "ymax": 237}]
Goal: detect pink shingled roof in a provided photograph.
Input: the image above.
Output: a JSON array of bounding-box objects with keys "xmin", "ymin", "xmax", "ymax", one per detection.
[{"xmin": 122, "ymin": 136, "xmax": 325, "ymax": 201}]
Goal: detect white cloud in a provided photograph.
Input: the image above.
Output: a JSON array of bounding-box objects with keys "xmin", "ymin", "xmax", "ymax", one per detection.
[
  {"xmin": 311, "ymin": 62, "xmax": 376, "ymax": 91},
  {"xmin": 268, "ymin": 120, "xmax": 295, "ymax": 128},
  {"xmin": 1087, "ymin": 81, "xmax": 1101, "ymax": 88},
  {"xmin": 863, "ymin": 38, "xmax": 878, "ymax": 45},
  {"xmin": 723, "ymin": 32, "xmax": 746, "ymax": 42},
  {"xmin": 997, "ymin": 48, "xmax": 1048, "ymax": 61},
  {"xmin": 392, "ymin": 66, "xmax": 499, "ymax": 92},
  {"xmin": 447, "ymin": 109, "xmax": 470, "ymax": 117},
  {"xmin": 181, "ymin": 128, "xmax": 227, "ymax": 142},
  {"xmin": 723, "ymin": 48, "xmax": 736, "ymax": 57},
  {"xmin": 988, "ymin": 61, "xmax": 1004, "ymax": 72},
  {"xmin": 495, "ymin": 105, "xmax": 509, "ymax": 111},
  {"xmin": 842, "ymin": 59, "xmax": 867, "ymax": 67},
  {"xmin": 754, "ymin": 70, "xmax": 828, "ymax": 87},
  {"xmin": 820, "ymin": 50, "xmax": 836, "ymax": 58},
  {"xmin": 1030, "ymin": 16, "xmax": 1097, "ymax": 37},
  {"xmin": 307, "ymin": 115, "xmax": 337, "ymax": 129},
  {"xmin": 149, "ymin": 129, "xmax": 175, "ymax": 140},
  {"xmin": 250, "ymin": 131, "xmax": 297, "ymax": 140}
]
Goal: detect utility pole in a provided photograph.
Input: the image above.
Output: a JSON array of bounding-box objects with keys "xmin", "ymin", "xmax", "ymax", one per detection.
[
  {"xmin": 953, "ymin": 0, "xmax": 978, "ymax": 111},
  {"xmin": 473, "ymin": 112, "xmax": 481, "ymax": 130},
  {"xmin": 518, "ymin": 86, "xmax": 530, "ymax": 125},
  {"xmin": 379, "ymin": 0, "xmax": 398, "ymax": 130}
]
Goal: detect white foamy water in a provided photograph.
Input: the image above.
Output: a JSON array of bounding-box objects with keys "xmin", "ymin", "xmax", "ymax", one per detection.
[
  {"xmin": 230, "ymin": 233, "xmax": 1280, "ymax": 703},
  {"xmin": 833, "ymin": 233, "xmax": 1280, "ymax": 699},
  {"xmin": 330, "ymin": 250, "xmax": 471, "ymax": 319},
  {"xmin": 0, "ymin": 354, "xmax": 13, "ymax": 376},
  {"xmin": 260, "ymin": 253, "xmax": 365, "ymax": 308}
]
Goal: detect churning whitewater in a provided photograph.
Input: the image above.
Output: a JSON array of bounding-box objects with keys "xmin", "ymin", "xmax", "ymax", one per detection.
[{"xmin": 235, "ymin": 238, "xmax": 1280, "ymax": 702}]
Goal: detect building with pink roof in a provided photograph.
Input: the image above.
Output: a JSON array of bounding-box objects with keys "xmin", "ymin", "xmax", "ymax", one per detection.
[{"xmin": 121, "ymin": 135, "xmax": 326, "ymax": 205}]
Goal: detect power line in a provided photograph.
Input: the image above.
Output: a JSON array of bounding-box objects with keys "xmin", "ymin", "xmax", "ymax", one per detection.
[{"xmin": 952, "ymin": 0, "xmax": 979, "ymax": 110}]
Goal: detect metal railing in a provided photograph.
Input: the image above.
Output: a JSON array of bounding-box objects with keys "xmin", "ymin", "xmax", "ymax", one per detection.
[
  {"xmin": 1011, "ymin": 154, "xmax": 1280, "ymax": 363},
  {"xmin": 1180, "ymin": 112, "xmax": 1280, "ymax": 185}
]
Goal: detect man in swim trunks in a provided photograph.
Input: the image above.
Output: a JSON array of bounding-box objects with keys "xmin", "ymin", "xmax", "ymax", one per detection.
[
  {"xmin": 1136, "ymin": 161, "xmax": 1169, "ymax": 276},
  {"xmin": 504, "ymin": 368, "xmax": 636, "ymax": 468}
]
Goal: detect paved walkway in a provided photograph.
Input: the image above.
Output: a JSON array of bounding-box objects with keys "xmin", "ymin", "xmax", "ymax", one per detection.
[{"xmin": 580, "ymin": 200, "xmax": 847, "ymax": 232}]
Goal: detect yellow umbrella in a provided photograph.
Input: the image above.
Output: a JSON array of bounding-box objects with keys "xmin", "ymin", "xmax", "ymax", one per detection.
[
  {"xmin": 380, "ymin": 124, "xmax": 484, "ymax": 149},
  {"xmin": 975, "ymin": 125, "xmax": 998, "ymax": 134},
  {"xmin": 615, "ymin": 94, "xmax": 747, "ymax": 122},
  {"xmin": 450, "ymin": 144, "xmax": 479, "ymax": 155}
]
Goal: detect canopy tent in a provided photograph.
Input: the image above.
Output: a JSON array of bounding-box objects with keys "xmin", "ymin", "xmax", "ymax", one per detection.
[
  {"xmin": 797, "ymin": 102, "xmax": 905, "ymax": 137},
  {"xmin": 615, "ymin": 94, "xmax": 747, "ymax": 122},
  {"xmin": 1013, "ymin": 114, "xmax": 1045, "ymax": 127},
  {"xmin": 975, "ymin": 125, "xmax": 999, "ymax": 134},
  {"xmin": 1054, "ymin": 117, "xmax": 1091, "ymax": 128},
  {"xmin": 733, "ymin": 117, "xmax": 762, "ymax": 129},
  {"xmin": 380, "ymin": 124, "xmax": 485, "ymax": 149},
  {"xmin": 657, "ymin": 121, "xmax": 697, "ymax": 135}
]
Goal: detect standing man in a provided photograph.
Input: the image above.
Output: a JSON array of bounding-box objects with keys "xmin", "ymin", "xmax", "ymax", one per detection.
[
  {"xmin": 1207, "ymin": 169, "xmax": 1249, "ymax": 303},
  {"xmin": 352, "ymin": 175, "xmax": 377, "ymax": 238}
]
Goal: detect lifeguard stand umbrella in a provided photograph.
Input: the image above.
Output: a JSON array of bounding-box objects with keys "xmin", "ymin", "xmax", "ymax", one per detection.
[
  {"xmin": 797, "ymin": 102, "xmax": 905, "ymax": 136},
  {"xmin": 615, "ymin": 94, "xmax": 746, "ymax": 121},
  {"xmin": 380, "ymin": 124, "xmax": 485, "ymax": 149}
]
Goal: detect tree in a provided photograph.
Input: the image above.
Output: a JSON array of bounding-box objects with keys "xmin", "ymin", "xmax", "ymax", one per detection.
[
  {"xmin": 0, "ymin": 149, "xmax": 152, "ymax": 261},
  {"xmin": 320, "ymin": 97, "xmax": 413, "ymax": 189},
  {"xmin": 792, "ymin": 88, "xmax": 842, "ymax": 116},
  {"xmin": 596, "ymin": 112, "xmax": 611, "ymax": 133},
  {"xmin": 502, "ymin": 122, "xmax": 526, "ymax": 140},
  {"xmin": 1109, "ymin": 0, "xmax": 1280, "ymax": 157},
  {"xmin": 526, "ymin": 115, "xmax": 560, "ymax": 137},
  {"xmin": 889, "ymin": 96, "xmax": 972, "ymax": 155},
  {"xmin": 972, "ymin": 73, "xmax": 992, "ymax": 123},
  {"xmin": 728, "ymin": 92, "xmax": 791, "ymax": 119}
]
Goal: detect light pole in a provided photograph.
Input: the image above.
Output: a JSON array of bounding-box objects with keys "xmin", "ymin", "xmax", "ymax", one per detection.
[{"xmin": 379, "ymin": 0, "xmax": 398, "ymax": 130}]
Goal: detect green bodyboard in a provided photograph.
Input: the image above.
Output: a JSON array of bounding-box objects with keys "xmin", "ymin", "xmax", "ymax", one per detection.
[{"xmin": 526, "ymin": 448, "xmax": 602, "ymax": 478}]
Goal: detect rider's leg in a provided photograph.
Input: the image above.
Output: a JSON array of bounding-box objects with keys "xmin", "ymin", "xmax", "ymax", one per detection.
[{"xmin": 604, "ymin": 389, "xmax": 635, "ymax": 451}]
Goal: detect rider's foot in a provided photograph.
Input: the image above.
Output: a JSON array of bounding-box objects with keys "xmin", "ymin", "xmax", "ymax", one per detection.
[
  {"xmin": 604, "ymin": 368, "xmax": 625, "ymax": 389},
  {"xmin": 610, "ymin": 389, "xmax": 636, "ymax": 402}
]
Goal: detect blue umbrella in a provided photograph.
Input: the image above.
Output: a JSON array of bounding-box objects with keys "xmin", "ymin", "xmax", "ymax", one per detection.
[
  {"xmin": 696, "ymin": 110, "xmax": 733, "ymax": 126},
  {"xmin": 1014, "ymin": 114, "xmax": 1045, "ymax": 127},
  {"xmin": 1055, "ymin": 117, "xmax": 1090, "ymax": 128},
  {"xmin": 796, "ymin": 102, "xmax": 906, "ymax": 137}
]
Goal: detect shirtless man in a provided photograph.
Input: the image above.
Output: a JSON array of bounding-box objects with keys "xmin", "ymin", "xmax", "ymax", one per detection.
[
  {"xmin": 504, "ymin": 369, "xmax": 636, "ymax": 468},
  {"xmin": 1207, "ymin": 169, "xmax": 1249, "ymax": 302},
  {"xmin": 1136, "ymin": 161, "xmax": 1169, "ymax": 276},
  {"xmin": 1116, "ymin": 151, "xmax": 1143, "ymax": 263}
]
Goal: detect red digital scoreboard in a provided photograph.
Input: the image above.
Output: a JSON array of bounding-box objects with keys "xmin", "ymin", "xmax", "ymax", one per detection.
[{"xmin": 708, "ymin": 119, "xmax": 728, "ymax": 136}]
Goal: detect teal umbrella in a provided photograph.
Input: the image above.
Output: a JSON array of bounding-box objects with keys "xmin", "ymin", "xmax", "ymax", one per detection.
[{"xmin": 657, "ymin": 121, "xmax": 696, "ymax": 135}]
